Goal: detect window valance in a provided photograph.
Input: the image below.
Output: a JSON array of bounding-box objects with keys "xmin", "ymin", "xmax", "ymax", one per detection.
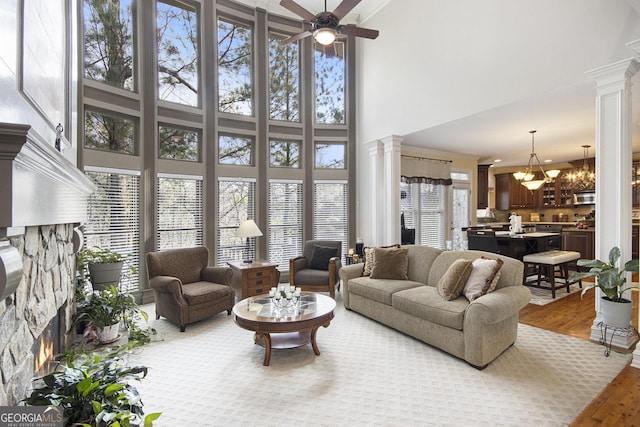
[{"xmin": 400, "ymin": 155, "xmax": 452, "ymax": 185}]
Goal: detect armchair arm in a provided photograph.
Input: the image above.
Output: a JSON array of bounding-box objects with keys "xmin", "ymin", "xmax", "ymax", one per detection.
[
  {"xmin": 201, "ymin": 266, "xmax": 233, "ymax": 285},
  {"xmin": 290, "ymin": 256, "xmax": 308, "ymax": 275},
  {"xmin": 148, "ymin": 275, "xmax": 187, "ymax": 306}
]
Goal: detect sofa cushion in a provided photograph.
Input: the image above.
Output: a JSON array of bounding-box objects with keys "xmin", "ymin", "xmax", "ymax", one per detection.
[
  {"xmin": 362, "ymin": 244, "xmax": 400, "ymax": 276},
  {"xmin": 463, "ymin": 257, "xmax": 504, "ymax": 302},
  {"xmin": 308, "ymin": 245, "xmax": 338, "ymax": 270},
  {"xmin": 348, "ymin": 276, "xmax": 422, "ymax": 306},
  {"xmin": 370, "ymin": 247, "xmax": 409, "ymax": 280},
  {"xmin": 392, "ymin": 286, "xmax": 469, "ymax": 331},
  {"xmin": 437, "ymin": 259, "xmax": 473, "ymax": 300},
  {"xmin": 182, "ymin": 281, "xmax": 233, "ymax": 306}
]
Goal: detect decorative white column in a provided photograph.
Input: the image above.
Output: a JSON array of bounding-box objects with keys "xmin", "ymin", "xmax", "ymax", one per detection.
[
  {"xmin": 585, "ymin": 56, "xmax": 639, "ymax": 352},
  {"xmin": 381, "ymin": 135, "xmax": 403, "ymax": 246},
  {"xmin": 366, "ymin": 139, "xmax": 384, "ymax": 246}
]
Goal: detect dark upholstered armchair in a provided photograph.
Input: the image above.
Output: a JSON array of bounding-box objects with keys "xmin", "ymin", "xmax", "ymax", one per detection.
[
  {"xmin": 146, "ymin": 247, "xmax": 234, "ymax": 332},
  {"xmin": 290, "ymin": 240, "xmax": 342, "ymax": 299}
]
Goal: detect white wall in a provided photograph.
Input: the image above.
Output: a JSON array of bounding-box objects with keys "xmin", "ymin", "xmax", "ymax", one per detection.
[{"xmin": 0, "ymin": 0, "xmax": 77, "ymax": 164}]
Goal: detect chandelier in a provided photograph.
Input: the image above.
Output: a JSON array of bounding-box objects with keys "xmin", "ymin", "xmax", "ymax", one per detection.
[
  {"xmin": 512, "ymin": 130, "xmax": 560, "ymax": 191},
  {"xmin": 566, "ymin": 145, "xmax": 595, "ymax": 190}
]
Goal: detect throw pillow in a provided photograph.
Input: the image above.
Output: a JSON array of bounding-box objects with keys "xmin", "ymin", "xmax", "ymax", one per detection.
[
  {"xmin": 462, "ymin": 257, "xmax": 504, "ymax": 302},
  {"xmin": 369, "ymin": 247, "xmax": 409, "ymax": 280},
  {"xmin": 362, "ymin": 244, "xmax": 400, "ymax": 276},
  {"xmin": 437, "ymin": 259, "xmax": 474, "ymax": 301},
  {"xmin": 308, "ymin": 245, "xmax": 338, "ymax": 270}
]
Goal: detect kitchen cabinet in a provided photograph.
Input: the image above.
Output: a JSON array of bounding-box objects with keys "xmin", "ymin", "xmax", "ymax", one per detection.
[
  {"xmin": 539, "ymin": 175, "xmax": 574, "ymax": 208},
  {"xmin": 562, "ymin": 230, "xmax": 595, "ymax": 265},
  {"xmin": 495, "ymin": 173, "xmax": 539, "ymax": 210},
  {"xmin": 477, "ymin": 165, "xmax": 490, "ymax": 209},
  {"xmin": 633, "ymin": 161, "xmax": 640, "ymax": 207}
]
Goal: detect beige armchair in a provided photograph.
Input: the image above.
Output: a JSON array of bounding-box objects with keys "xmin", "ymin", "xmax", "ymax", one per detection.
[
  {"xmin": 290, "ymin": 240, "xmax": 342, "ymax": 299},
  {"xmin": 146, "ymin": 247, "xmax": 234, "ymax": 332}
]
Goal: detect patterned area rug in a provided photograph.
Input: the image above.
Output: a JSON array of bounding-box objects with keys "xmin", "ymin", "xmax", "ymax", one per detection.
[
  {"xmin": 130, "ymin": 295, "xmax": 630, "ymax": 426},
  {"xmin": 526, "ymin": 281, "xmax": 583, "ymax": 306}
]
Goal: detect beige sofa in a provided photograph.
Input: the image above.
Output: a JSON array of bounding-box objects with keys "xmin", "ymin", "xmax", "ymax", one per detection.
[{"xmin": 339, "ymin": 245, "xmax": 530, "ymax": 369}]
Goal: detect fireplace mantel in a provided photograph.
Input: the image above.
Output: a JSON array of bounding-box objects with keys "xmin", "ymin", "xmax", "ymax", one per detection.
[{"xmin": 0, "ymin": 122, "xmax": 95, "ymax": 231}]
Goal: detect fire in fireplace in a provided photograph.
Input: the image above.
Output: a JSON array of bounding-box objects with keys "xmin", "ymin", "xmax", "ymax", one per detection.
[{"xmin": 31, "ymin": 307, "xmax": 65, "ymax": 377}]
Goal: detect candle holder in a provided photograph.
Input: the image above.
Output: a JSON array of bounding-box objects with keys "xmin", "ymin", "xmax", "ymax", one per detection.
[{"xmin": 269, "ymin": 286, "xmax": 301, "ymax": 309}]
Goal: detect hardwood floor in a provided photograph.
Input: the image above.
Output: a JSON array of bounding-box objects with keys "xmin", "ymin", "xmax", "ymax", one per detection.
[{"xmin": 519, "ymin": 287, "xmax": 640, "ymax": 426}]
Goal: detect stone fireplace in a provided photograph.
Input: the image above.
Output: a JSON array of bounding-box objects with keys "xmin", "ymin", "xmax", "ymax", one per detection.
[{"xmin": 0, "ymin": 123, "xmax": 94, "ymax": 405}]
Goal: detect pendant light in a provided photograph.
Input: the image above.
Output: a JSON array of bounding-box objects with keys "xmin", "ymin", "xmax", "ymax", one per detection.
[{"xmin": 512, "ymin": 130, "xmax": 560, "ymax": 191}]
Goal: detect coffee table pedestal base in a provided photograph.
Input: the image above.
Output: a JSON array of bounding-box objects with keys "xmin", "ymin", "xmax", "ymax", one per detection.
[{"xmin": 254, "ymin": 328, "xmax": 321, "ymax": 366}]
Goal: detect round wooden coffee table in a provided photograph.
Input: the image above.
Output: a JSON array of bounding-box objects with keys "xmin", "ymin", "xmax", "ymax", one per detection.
[{"xmin": 232, "ymin": 292, "xmax": 336, "ymax": 366}]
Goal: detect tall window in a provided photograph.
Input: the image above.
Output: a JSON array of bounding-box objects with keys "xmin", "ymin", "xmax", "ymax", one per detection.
[
  {"xmin": 401, "ymin": 182, "xmax": 446, "ymax": 249},
  {"xmin": 451, "ymin": 170, "xmax": 471, "ymax": 236},
  {"xmin": 84, "ymin": 109, "xmax": 136, "ymax": 155},
  {"xmin": 268, "ymin": 180, "xmax": 303, "ymax": 273},
  {"xmin": 157, "ymin": 175, "xmax": 203, "ymax": 250},
  {"xmin": 313, "ymin": 181, "xmax": 348, "ymax": 257},
  {"xmin": 83, "ymin": 0, "xmax": 135, "ymax": 91},
  {"xmin": 83, "ymin": 168, "xmax": 140, "ymax": 292},
  {"xmin": 269, "ymin": 33, "xmax": 299, "ymax": 121},
  {"xmin": 158, "ymin": 125, "xmax": 199, "ymax": 161},
  {"xmin": 217, "ymin": 178, "xmax": 256, "ymax": 264},
  {"xmin": 314, "ymin": 44, "xmax": 345, "ymax": 124},
  {"xmin": 156, "ymin": 1, "xmax": 199, "ymax": 106},
  {"xmin": 217, "ymin": 18, "xmax": 253, "ymax": 115}
]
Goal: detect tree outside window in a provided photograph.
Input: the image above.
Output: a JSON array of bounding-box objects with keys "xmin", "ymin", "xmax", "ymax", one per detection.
[
  {"xmin": 83, "ymin": 0, "xmax": 134, "ymax": 91},
  {"xmin": 158, "ymin": 126, "xmax": 199, "ymax": 161},
  {"xmin": 85, "ymin": 110, "xmax": 136, "ymax": 155},
  {"xmin": 156, "ymin": 1, "xmax": 199, "ymax": 106},
  {"xmin": 315, "ymin": 142, "xmax": 345, "ymax": 169},
  {"xmin": 219, "ymin": 134, "xmax": 253, "ymax": 165},
  {"xmin": 315, "ymin": 43, "xmax": 345, "ymax": 124},
  {"xmin": 269, "ymin": 33, "xmax": 299, "ymax": 122},
  {"xmin": 270, "ymin": 140, "xmax": 300, "ymax": 168},
  {"xmin": 218, "ymin": 18, "xmax": 253, "ymax": 115},
  {"xmin": 217, "ymin": 179, "xmax": 256, "ymax": 264}
]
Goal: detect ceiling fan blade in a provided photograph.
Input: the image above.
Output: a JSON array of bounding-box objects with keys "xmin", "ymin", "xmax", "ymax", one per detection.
[
  {"xmin": 324, "ymin": 43, "xmax": 336, "ymax": 58},
  {"xmin": 339, "ymin": 25, "xmax": 379, "ymax": 40},
  {"xmin": 332, "ymin": 0, "xmax": 361, "ymax": 20},
  {"xmin": 279, "ymin": 0, "xmax": 316, "ymax": 22},
  {"xmin": 280, "ymin": 31, "xmax": 312, "ymax": 45}
]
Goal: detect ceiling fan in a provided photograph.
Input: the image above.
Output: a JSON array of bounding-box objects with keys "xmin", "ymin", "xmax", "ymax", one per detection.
[{"xmin": 279, "ymin": 0, "xmax": 379, "ymax": 57}]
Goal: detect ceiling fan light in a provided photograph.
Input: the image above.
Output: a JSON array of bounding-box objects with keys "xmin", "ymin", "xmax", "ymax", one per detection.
[{"xmin": 314, "ymin": 27, "xmax": 336, "ymax": 45}]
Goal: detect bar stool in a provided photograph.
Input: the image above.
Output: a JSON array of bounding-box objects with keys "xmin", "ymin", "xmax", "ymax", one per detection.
[{"xmin": 522, "ymin": 250, "xmax": 582, "ymax": 298}]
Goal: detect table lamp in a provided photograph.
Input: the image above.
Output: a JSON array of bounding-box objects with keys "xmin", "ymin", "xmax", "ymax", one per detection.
[{"xmin": 236, "ymin": 219, "xmax": 263, "ymax": 263}]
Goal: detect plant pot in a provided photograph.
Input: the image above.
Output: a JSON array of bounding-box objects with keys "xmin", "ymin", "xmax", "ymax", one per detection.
[
  {"xmin": 88, "ymin": 261, "xmax": 123, "ymax": 290},
  {"xmin": 98, "ymin": 322, "xmax": 121, "ymax": 344},
  {"xmin": 600, "ymin": 296, "xmax": 633, "ymax": 329}
]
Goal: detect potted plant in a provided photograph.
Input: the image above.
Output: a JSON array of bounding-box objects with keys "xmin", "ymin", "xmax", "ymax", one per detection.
[
  {"xmin": 24, "ymin": 351, "xmax": 161, "ymax": 426},
  {"xmin": 77, "ymin": 246, "xmax": 137, "ymax": 291},
  {"xmin": 74, "ymin": 285, "xmax": 141, "ymax": 344},
  {"xmin": 568, "ymin": 246, "xmax": 639, "ymax": 329}
]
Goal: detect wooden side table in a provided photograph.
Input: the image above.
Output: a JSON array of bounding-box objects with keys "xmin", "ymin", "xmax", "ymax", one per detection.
[{"xmin": 228, "ymin": 260, "xmax": 280, "ymax": 299}]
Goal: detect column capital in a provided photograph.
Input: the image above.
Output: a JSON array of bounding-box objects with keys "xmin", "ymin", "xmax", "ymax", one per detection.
[
  {"xmin": 380, "ymin": 135, "xmax": 403, "ymax": 154},
  {"xmin": 586, "ymin": 57, "xmax": 640, "ymax": 88},
  {"xmin": 365, "ymin": 139, "xmax": 381, "ymax": 157}
]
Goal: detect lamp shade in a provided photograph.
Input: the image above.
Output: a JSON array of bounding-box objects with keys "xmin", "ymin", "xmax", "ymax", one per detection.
[{"xmin": 236, "ymin": 219, "xmax": 263, "ymax": 239}]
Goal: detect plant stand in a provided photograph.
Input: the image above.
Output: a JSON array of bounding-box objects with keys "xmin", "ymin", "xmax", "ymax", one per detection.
[{"xmin": 596, "ymin": 321, "xmax": 640, "ymax": 356}]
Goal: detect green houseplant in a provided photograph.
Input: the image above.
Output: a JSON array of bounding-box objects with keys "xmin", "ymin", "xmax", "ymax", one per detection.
[
  {"xmin": 77, "ymin": 247, "xmax": 137, "ymax": 291},
  {"xmin": 24, "ymin": 351, "xmax": 161, "ymax": 426},
  {"xmin": 74, "ymin": 286, "xmax": 141, "ymax": 344},
  {"xmin": 568, "ymin": 246, "xmax": 639, "ymax": 328}
]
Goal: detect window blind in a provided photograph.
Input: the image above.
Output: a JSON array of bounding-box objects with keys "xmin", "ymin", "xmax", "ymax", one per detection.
[
  {"xmin": 268, "ymin": 180, "xmax": 303, "ymax": 273},
  {"xmin": 217, "ymin": 178, "xmax": 256, "ymax": 265},
  {"xmin": 313, "ymin": 180, "xmax": 348, "ymax": 258},
  {"xmin": 83, "ymin": 168, "xmax": 140, "ymax": 293},
  {"xmin": 157, "ymin": 174, "xmax": 203, "ymax": 251},
  {"xmin": 419, "ymin": 184, "xmax": 445, "ymax": 248}
]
